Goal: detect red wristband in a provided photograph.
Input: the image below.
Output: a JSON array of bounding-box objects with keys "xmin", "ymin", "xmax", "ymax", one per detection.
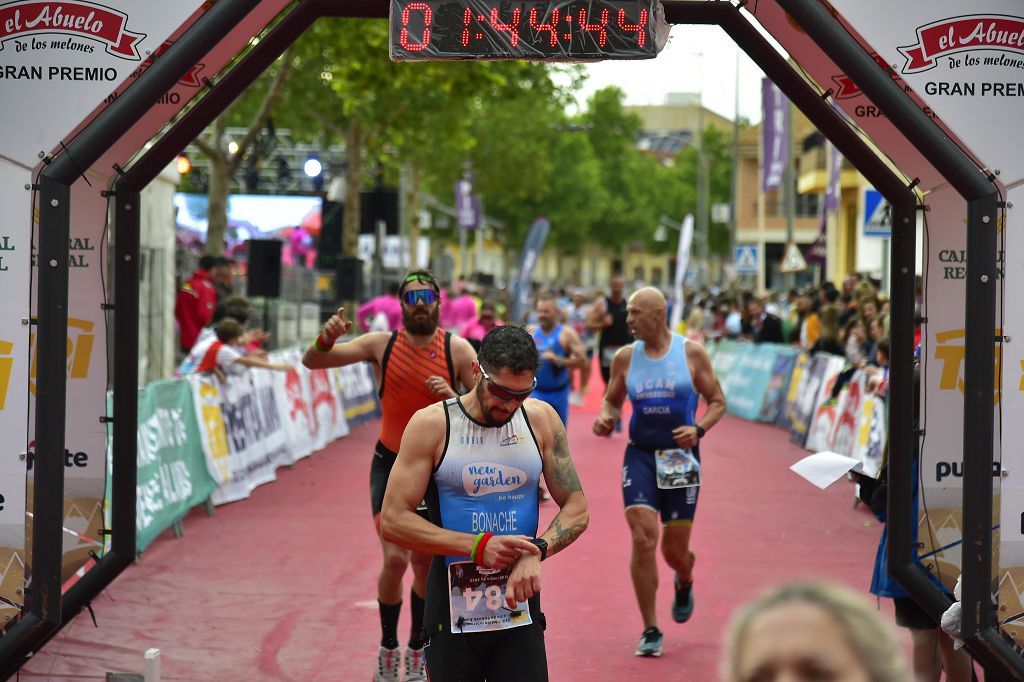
[{"xmin": 473, "ymin": 532, "xmax": 494, "ymax": 566}]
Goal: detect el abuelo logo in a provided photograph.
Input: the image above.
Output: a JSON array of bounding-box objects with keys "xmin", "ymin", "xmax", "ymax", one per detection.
[
  {"xmin": 899, "ymin": 14, "xmax": 1024, "ymax": 74},
  {"xmin": 0, "ymin": 1, "xmax": 145, "ymax": 60}
]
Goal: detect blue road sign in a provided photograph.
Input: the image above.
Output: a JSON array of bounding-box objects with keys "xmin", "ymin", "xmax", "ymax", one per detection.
[
  {"xmin": 734, "ymin": 245, "xmax": 759, "ymax": 274},
  {"xmin": 863, "ymin": 189, "xmax": 891, "ymax": 238}
]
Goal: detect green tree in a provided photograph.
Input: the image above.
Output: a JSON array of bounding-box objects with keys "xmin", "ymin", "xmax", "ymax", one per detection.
[{"xmin": 670, "ymin": 124, "xmax": 735, "ymax": 257}]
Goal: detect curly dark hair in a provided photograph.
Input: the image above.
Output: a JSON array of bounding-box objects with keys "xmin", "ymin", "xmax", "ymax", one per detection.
[{"xmin": 478, "ymin": 325, "xmax": 539, "ymax": 374}]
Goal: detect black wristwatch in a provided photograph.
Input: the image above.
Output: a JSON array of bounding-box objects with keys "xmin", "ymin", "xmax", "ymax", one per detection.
[
  {"xmin": 695, "ymin": 425, "xmax": 706, "ymax": 440},
  {"xmin": 529, "ymin": 537, "xmax": 548, "ymax": 561}
]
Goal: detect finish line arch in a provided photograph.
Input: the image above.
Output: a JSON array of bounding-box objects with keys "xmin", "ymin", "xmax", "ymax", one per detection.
[{"xmin": 2, "ymin": 0, "xmax": 1017, "ymax": 677}]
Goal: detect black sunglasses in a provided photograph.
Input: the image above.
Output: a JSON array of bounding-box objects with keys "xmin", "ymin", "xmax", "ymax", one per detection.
[
  {"xmin": 480, "ymin": 365, "xmax": 536, "ymax": 402},
  {"xmin": 403, "ymin": 289, "xmax": 438, "ymax": 306}
]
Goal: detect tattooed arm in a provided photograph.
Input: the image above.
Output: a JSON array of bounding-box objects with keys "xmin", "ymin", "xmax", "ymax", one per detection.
[{"xmin": 532, "ymin": 401, "xmax": 589, "ymax": 558}]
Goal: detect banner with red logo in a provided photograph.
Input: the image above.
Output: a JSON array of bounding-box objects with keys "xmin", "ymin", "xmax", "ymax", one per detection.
[{"xmin": 831, "ymin": 0, "xmax": 1024, "ymax": 187}]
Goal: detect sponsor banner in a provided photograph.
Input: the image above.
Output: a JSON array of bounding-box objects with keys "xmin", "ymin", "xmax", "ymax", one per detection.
[
  {"xmin": 761, "ymin": 78, "xmax": 789, "ymax": 192},
  {"xmin": 669, "ymin": 214, "xmax": 694, "ymax": 332},
  {"xmin": 999, "ymin": 186, "xmax": 1024, "ymax": 645},
  {"xmin": 831, "ymin": 0, "xmax": 1024, "ymax": 184},
  {"xmin": 277, "ymin": 350, "xmax": 317, "ymax": 464},
  {"xmin": 757, "ymin": 349, "xmax": 798, "ymax": 423},
  {"xmin": 292, "ymin": 360, "xmax": 349, "ymax": 453},
  {"xmin": 721, "ymin": 343, "xmax": 789, "ymax": 422},
  {"xmin": 0, "ymin": 162, "xmax": 33, "ymax": 625},
  {"xmin": 134, "ymin": 379, "xmax": 216, "ymax": 552},
  {"xmin": 510, "ymin": 218, "xmax": 551, "ymax": 324},
  {"xmin": 776, "ymin": 351, "xmax": 809, "ymax": 431},
  {"xmin": 851, "ymin": 390, "xmax": 886, "ymax": 480},
  {"xmin": 828, "ymin": 370, "xmax": 867, "ymax": 458},
  {"xmin": 709, "ymin": 338, "xmax": 741, "ymax": 378},
  {"xmin": 790, "ymin": 354, "xmax": 844, "ymax": 448},
  {"xmin": 338, "ymin": 362, "xmax": 381, "ymax": 427},
  {"xmin": 0, "ymin": 0, "xmax": 205, "ymax": 166},
  {"xmin": 749, "ymin": 2, "xmax": 947, "ymax": 191}
]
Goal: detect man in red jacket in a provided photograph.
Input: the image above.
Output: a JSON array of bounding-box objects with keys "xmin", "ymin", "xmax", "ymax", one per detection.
[{"xmin": 175, "ymin": 255, "xmax": 218, "ymax": 353}]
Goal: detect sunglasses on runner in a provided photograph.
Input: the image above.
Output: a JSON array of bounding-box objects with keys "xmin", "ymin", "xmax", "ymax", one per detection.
[
  {"xmin": 479, "ymin": 365, "xmax": 536, "ymax": 402},
  {"xmin": 403, "ymin": 289, "xmax": 438, "ymax": 306}
]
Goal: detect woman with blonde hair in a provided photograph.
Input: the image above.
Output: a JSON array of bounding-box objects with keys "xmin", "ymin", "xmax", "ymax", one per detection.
[{"xmin": 723, "ymin": 582, "xmax": 907, "ymax": 682}]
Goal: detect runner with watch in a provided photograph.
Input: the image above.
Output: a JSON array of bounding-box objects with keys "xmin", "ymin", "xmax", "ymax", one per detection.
[
  {"xmin": 381, "ymin": 325, "xmax": 589, "ymax": 681},
  {"xmin": 593, "ymin": 287, "xmax": 725, "ymax": 658}
]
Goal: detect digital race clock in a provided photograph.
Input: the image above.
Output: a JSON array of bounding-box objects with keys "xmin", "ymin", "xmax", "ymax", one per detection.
[{"xmin": 390, "ymin": 0, "xmax": 668, "ymax": 61}]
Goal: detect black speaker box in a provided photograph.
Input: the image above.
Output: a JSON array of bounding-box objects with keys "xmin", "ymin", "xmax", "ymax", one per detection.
[
  {"xmin": 318, "ymin": 199, "xmax": 344, "ymax": 267},
  {"xmin": 336, "ymin": 256, "xmax": 363, "ymax": 300},
  {"xmin": 247, "ymin": 239, "xmax": 282, "ymax": 298}
]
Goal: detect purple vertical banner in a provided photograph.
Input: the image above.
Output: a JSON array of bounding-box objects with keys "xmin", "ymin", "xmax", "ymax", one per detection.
[
  {"xmin": 455, "ymin": 175, "xmax": 480, "ymax": 230},
  {"xmin": 761, "ymin": 78, "xmax": 789, "ymax": 192},
  {"xmin": 808, "ymin": 142, "xmax": 843, "ymax": 267}
]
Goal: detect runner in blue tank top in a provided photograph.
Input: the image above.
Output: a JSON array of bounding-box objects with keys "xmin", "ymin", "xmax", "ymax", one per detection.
[
  {"xmin": 381, "ymin": 325, "xmax": 589, "ymax": 681},
  {"xmin": 593, "ymin": 287, "xmax": 725, "ymax": 659},
  {"xmin": 529, "ymin": 293, "xmax": 587, "ymax": 426}
]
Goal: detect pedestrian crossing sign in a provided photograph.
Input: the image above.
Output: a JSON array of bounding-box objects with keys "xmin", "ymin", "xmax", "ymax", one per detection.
[
  {"xmin": 734, "ymin": 245, "xmax": 758, "ymax": 274},
  {"xmin": 779, "ymin": 241, "xmax": 808, "ymax": 273}
]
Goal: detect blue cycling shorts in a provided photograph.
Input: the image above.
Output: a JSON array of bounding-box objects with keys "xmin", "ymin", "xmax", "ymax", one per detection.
[{"xmin": 622, "ymin": 442, "xmax": 699, "ymax": 524}]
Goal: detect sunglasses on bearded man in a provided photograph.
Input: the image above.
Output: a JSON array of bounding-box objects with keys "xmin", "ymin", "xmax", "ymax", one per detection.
[
  {"xmin": 403, "ymin": 289, "xmax": 438, "ymax": 306},
  {"xmin": 479, "ymin": 365, "xmax": 536, "ymax": 402}
]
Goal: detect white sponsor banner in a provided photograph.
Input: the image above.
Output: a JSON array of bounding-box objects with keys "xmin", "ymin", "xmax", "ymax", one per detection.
[
  {"xmin": 0, "ymin": 1, "xmax": 206, "ymax": 167},
  {"xmin": 276, "ymin": 350, "xmax": 317, "ymax": 464},
  {"xmin": 297, "ymin": 362, "xmax": 349, "ymax": 452},
  {"xmin": 748, "ymin": 1, "xmax": 947, "ymax": 192},
  {"xmin": 0, "ymin": 161, "xmax": 32, "ymax": 622},
  {"xmin": 831, "ymin": 0, "xmax": 1024, "ymax": 185},
  {"xmin": 999, "ymin": 186, "xmax": 1023, "ymax": 642}
]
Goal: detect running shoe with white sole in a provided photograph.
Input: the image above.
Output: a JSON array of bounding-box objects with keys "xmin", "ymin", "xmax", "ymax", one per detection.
[
  {"xmin": 404, "ymin": 646, "xmax": 427, "ymax": 682},
  {"xmin": 374, "ymin": 645, "xmax": 401, "ymax": 682},
  {"xmin": 634, "ymin": 627, "xmax": 664, "ymax": 657}
]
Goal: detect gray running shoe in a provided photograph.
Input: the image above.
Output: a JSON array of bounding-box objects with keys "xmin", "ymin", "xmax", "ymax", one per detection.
[
  {"xmin": 404, "ymin": 646, "xmax": 427, "ymax": 682},
  {"xmin": 634, "ymin": 627, "xmax": 664, "ymax": 657},
  {"xmin": 374, "ymin": 645, "xmax": 401, "ymax": 682},
  {"xmin": 672, "ymin": 576, "xmax": 694, "ymax": 623}
]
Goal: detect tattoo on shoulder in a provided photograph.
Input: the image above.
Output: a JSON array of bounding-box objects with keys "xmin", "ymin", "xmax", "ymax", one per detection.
[
  {"xmin": 552, "ymin": 430, "xmax": 582, "ymax": 493},
  {"xmin": 551, "ymin": 516, "xmax": 586, "ymax": 553}
]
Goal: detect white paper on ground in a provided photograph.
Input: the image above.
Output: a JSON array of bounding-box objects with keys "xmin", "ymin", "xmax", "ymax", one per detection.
[{"xmin": 790, "ymin": 451, "xmax": 864, "ymax": 490}]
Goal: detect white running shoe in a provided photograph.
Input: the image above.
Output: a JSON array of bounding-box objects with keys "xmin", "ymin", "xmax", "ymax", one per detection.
[
  {"xmin": 374, "ymin": 645, "xmax": 401, "ymax": 682},
  {"xmin": 404, "ymin": 646, "xmax": 427, "ymax": 681}
]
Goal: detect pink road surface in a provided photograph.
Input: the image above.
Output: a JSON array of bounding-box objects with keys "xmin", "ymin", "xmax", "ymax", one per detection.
[{"xmin": 22, "ymin": 375, "xmax": 897, "ymax": 681}]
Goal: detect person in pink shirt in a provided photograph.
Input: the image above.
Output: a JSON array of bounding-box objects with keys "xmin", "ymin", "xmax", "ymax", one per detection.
[
  {"xmin": 357, "ymin": 283, "xmax": 403, "ymax": 332},
  {"xmin": 440, "ymin": 280, "xmax": 479, "ymax": 333},
  {"xmin": 460, "ymin": 302, "xmax": 502, "ymax": 352}
]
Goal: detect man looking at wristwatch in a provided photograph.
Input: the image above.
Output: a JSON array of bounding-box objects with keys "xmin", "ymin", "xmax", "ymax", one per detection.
[
  {"xmin": 593, "ymin": 287, "xmax": 725, "ymax": 658},
  {"xmin": 381, "ymin": 325, "xmax": 589, "ymax": 681}
]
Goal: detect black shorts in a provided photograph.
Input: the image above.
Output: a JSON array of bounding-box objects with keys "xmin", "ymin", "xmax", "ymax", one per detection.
[
  {"xmin": 370, "ymin": 442, "xmax": 429, "ymax": 519},
  {"xmin": 425, "ymin": 615, "xmax": 548, "ymax": 682},
  {"xmin": 893, "ymin": 596, "xmax": 938, "ymax": 629}
]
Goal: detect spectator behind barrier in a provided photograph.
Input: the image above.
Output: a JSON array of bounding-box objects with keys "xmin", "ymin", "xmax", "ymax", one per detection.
[
  {"xmin": 722, "ymin": 582, "xmax": 907, "ymax": 682},
  {"xmin": 194, "ymin": 318, "xmax": 292, "ymax": 381}
]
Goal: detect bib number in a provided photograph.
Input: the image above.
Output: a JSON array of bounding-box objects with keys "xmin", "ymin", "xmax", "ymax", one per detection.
[
  {"xmin": 447, "ymin": 561, "xmax": 532, "ymax": 633},
  {"xmin": 655, "ymin": 448, "xmax": 701, "ymax": 490}
]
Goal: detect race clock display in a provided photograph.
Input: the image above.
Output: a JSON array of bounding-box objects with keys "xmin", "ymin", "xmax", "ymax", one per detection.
[{"xmin": 390, "ymin": 0, "xmax": 667, "ymax": 61}]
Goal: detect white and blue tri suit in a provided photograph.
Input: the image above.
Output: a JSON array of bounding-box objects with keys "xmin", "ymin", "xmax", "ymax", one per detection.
[
  {"xmin": 532, "ymin": 324, "xmax": 571, "ymax": 425},
  {"xmin": 623, "ymin": 333, "xmax": 701, "ymax": 523},
  {"xmin": 422, "ymin": 398, "xmax": 549, "ymax": 680}
]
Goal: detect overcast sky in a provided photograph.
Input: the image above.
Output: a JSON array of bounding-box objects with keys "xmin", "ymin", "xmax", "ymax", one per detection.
[{"xmin": 564, "ymin": 24, "xmax": 771, "ymax": 123}]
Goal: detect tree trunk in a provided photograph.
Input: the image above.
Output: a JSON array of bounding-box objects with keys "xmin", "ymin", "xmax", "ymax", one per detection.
[
  {"xmin": 407, "ymin": 165, "xmax": 422, "ymax": 269},
  {"xmin": 343, "ymin": 118, "xmax": 364, "ymax": 258},
  {"xmin": 203, "ymin": 116, "xmax": 229, "ymax": 256}
]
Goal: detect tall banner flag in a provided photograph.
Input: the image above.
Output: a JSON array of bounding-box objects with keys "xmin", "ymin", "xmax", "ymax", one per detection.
[
  {"xmin": 455, "ymin": 175, "xmax": 480, "ymax": 230},
  {"xmin": 761, "ymin": 78, "xmax": 789, "ymax": 192},
  {"xmin": 669, "ymin": 214, "xmax": 694, "ymax": 332},
  {"xmin": 511, "ymin": 218, "xmax": 551, "ymax": 324},
  {"xmin": 808, "ymin": 141, "xmax": 843, "ymax": 267}
]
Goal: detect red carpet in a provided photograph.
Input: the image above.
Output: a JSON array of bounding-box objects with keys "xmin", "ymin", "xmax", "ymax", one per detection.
[{"xmin": 21, "ymin": 373, "xmax": 893, "ymax": 681}]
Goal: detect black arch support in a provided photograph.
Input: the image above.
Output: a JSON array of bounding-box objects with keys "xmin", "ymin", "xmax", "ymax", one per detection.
[{"xmin": 15, "ymin": 0, "xmax": 1021, "ymax": 678}]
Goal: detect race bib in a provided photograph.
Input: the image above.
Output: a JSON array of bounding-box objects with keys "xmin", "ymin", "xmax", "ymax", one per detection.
[
  {"xmin": 655, "ymin": 448, "xmax": 701, "ymax": 490},
  {"xmin": 601, "ymin": 345, "xmax": 621, "ymax": 366},
  {"xmin": 447, "ymin": 561, "xmax": 532, "ymax": 633}
]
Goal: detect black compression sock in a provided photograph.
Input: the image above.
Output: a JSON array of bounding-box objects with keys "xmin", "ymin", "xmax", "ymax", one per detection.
[
  {"xmin": 408, "ymin": 588, "xmax": 426, "ymax": 649},
  {"xmin": 379, "ymin": 600, "xmax": 401, "ymax": 650}
]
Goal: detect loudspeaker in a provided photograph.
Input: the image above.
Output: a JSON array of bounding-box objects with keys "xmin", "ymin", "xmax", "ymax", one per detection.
[
  {"xmin": 318, "ymin": 200, "xmax": 344, "ymax": 267},
  {"xmin": 336, "ymin": 256, "xmax": 363, "ymax": 300},
  {"xmin": 247, "ymin": 239, "xmax": 282, "ymax": 298},
  {"xmin": 360, "ymin": 188, "xmax": 399, "ymax": 235}
]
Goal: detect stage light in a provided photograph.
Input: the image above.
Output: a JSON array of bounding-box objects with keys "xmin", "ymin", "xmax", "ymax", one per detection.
[
  {"xmin": 227, "ymin": 140, "xmax": 239, "ymax": 155},
  {"xmin": 176, "ymin": 155, "xmax": 191, "ymax": 174},
  {"xmin": 304, "ymin": 158, "xmax": 323, "ymax": 178}
]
